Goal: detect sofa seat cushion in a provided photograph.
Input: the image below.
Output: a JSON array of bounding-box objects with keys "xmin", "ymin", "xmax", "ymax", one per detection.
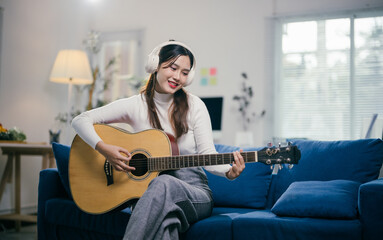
[
  {"xmin": 45, "ymin": 198, "xmax": 131, "ymax": 237},
  {"xmin": 232, "ymin": 210, "xmax": 362, "ymax": 240},
  {"xmin": 271, "ymin": 180, "xmax": 361, "ymax": 219},
  {"xmin": 184, "ymin": 207, "xmax": 254, "ymax": 240},
  {"xmin": 207, "ymin": 145, "xmax": 272, "ymax": 209},
  {"xmin": 56, "ymin": 225, "xmax": 122, "ymax": 240}
]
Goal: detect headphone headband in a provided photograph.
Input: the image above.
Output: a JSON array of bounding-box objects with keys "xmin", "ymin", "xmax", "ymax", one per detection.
[{"xmin": 145, "ymin": 41, "xmax": 196, "ymax": 86}]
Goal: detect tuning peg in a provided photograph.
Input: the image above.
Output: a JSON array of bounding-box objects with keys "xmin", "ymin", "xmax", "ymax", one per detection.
[{"xmin": 288, "ymin": 164, "xmax": 294, "ymax": 169}]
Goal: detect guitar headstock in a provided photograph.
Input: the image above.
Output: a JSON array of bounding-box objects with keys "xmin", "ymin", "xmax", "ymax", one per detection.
[{"xmin": 257, "ymin": 143, "xmax": 301, "ymax": 165}]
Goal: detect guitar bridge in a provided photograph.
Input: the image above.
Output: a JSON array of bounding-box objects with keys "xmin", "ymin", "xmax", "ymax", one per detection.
[{"xmin": 104, "ymin": 160, "xmax": 114, "ymax": 186}]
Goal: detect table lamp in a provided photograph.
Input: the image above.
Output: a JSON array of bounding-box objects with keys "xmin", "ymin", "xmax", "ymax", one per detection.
[{"xmin": 49, "ymin": 50, "xmax": 93, "ymax": 135}]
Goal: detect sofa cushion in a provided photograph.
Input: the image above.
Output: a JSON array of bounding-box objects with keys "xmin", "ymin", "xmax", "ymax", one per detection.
[
  {"xmin": 206, "ymin": 145, "xmax": 272, "ymax": 209},
  {"xmin": 271, "ymin": 180, "xmax": 360, "ymax": 219},
  {"xmin": 358, "ymin": 178, "xmax": 383, "ymax": 240},
  {"xmin": 52, "ymin": 142, "xmax": 72, "ymax": 198},
  {"xmin": 45, "ymin": 198, "xmax": 131, "ymax": 237},
  {"xmin": 183, "ymin": 207, "xmax": 254, "ymax": 240},
  {"xmin": 290, "ymin": 139, "xmax": 383, "ymax": 183},
  {"xmin": 267, "ymin": 139, "xmax": 383, "ymax": 206},
  {"xmin": 231, "ymin": 209, "xmax": 362, "ymax": 240}
]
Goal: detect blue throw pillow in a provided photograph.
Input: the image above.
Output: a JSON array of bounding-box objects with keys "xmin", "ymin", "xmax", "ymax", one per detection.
[
  {"xmin": 205, "ymin": 144, "xmax": 272, "ymax": 209},
  {"xmin": 271, "ymin": 180, "xmax": 361, "ymax": 219},
  {"xmin": 52, "ymin": 142, "xmax": 72, "ymax": 198}
]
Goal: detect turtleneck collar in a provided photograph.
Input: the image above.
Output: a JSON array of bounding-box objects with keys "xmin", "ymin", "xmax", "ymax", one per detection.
[{"xmin": 154, "ymin": 90, "xmax": 173, "ymax": 103}]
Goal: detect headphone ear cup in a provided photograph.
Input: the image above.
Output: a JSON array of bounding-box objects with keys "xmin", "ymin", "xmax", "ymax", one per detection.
[
  {"xmin": 145, "ymin": 48, "xmax": 160, "ymax": 73},
  {"xmin": 145, "ymin": 54, "xmax": 159, "ymax": 73},
  {"xmin": 185, "ymin": 68, "xmax": 195, "ymax": 86}
]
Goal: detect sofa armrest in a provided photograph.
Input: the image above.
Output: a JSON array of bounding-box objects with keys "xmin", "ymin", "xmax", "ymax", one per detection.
[
  {"xmin": 358, "ymin": 178, "xmax": 383, "ymax": 240},
  {"xmin": 37, "ymin": 168, "xmax": 69, "ymax": 240}
]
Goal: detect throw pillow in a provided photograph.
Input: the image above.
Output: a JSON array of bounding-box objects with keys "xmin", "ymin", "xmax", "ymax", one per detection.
[
  {"xmin": 271, "ymin": 180, "xmax": 361, "ymax": 219},
  {"xmin": 52, "ymin": 142, "xmax": 72, "ymax": 198},
  {"xmin": 205, "ymin": 144, "xmax": 272, "ymax": 209}
]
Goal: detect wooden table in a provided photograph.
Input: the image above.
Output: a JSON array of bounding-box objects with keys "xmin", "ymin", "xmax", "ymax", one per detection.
[{"xmin": 0, "ymin": 142, "xmax": 55, "ymax": 231}]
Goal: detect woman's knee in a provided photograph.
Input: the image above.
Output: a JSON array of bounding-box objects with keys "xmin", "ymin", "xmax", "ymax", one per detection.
[{"xmin": 149, "ymin": 175, "xmax": 179, "ymax": 190}]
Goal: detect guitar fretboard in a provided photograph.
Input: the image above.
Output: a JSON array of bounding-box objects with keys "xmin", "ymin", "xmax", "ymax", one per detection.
[{"xmin": 148, "ymin": 152, "xmax": 258, "ymax": 171}]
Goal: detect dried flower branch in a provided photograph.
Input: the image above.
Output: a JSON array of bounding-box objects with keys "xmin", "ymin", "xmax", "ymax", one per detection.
[{"xmin": 233, "ymin": 73, "xmax": 265, "ymax": 131}]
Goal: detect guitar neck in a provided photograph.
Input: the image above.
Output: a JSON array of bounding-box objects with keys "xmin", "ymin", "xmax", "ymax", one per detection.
[{"xmin": 148, "ymin": 151, "xmax": 258, "ymax": 171}]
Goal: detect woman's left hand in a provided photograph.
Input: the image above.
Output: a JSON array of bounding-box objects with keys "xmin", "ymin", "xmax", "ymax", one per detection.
[{"xmin": 226, "ymin": 150, "xmax": 245, "ymax": 180}]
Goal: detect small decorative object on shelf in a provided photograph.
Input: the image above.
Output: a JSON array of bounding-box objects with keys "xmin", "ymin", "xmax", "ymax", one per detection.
[
  {"xmin": 0, "ymin": 123, "xmax": 27, "ymax": 142},
  {"xmin": 49, "ymin": 130, "xmax": 61, "ymax": 144}
]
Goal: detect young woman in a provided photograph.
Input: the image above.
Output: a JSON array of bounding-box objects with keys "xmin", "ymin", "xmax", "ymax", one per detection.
[{"xmin": 71, "ymin": 40, "xmax": 245, "ymax": 240}]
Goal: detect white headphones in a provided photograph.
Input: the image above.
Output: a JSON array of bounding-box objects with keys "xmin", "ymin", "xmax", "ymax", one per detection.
[{"xmin": 145, "ymin": 41, "xmax": 196, "ymax": 86}]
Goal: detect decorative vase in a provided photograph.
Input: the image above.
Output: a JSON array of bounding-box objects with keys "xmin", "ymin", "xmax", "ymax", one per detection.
[{"xmin": 49, "ymin": 130, "xmax": 61, "ymax": 144}]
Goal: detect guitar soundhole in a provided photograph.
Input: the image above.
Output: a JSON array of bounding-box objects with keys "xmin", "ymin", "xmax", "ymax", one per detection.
[{"xmin": 130, "ymin": 153, "xmax": 148, "ymax": 177}]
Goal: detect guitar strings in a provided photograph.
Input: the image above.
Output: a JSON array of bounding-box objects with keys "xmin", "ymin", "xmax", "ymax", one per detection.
[
  {"xmin": 126, "ymin": 156, "xmax": 238, "ymax": 165},
  {"xmin": 110, "ymin": 150, "xmax": 292, "ymax": 168},
  {"xmin": 129, "ymin": 153, "xmax": 253, "ymax": 163},
  {"xmin": 119, "ymin": 155, "xmax": 241, "ymax": 167},
  {"xmin": 117, "ymin": 153, "xmax": 261, "ymax": 169},
  {"xmin": 124, "ymin": 152, "xmax": 284, "ymax": 163}
]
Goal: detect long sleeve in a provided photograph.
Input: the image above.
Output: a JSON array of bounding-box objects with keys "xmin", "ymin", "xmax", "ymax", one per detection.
[
  {"xmin": 71, "ymin": 96, "xmax": 142, "ymax": 149},
  {"xmin": 187, "ymin": 95, "xmax": 231, "ymax": 178}
]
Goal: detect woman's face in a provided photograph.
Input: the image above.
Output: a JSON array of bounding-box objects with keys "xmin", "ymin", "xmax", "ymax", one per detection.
[{"xmin": 155, "ymin": 55, "xmax": 191, "ymax": 94}]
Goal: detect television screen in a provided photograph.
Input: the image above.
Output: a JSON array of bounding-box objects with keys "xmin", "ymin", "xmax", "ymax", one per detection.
[{"xmin": 200, "ymin": 97, "xmax": 223, "ymax": 131}]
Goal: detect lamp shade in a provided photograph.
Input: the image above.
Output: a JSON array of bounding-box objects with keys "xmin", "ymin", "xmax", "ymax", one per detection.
[{"xmin": 50, "ymin": 50, "xmax": 93, "ymax": 85}]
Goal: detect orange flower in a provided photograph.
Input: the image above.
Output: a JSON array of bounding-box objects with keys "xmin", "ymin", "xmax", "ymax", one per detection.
[{"xmin": 0, "ymin": 123, "xmax": 8, "ymax": 133}]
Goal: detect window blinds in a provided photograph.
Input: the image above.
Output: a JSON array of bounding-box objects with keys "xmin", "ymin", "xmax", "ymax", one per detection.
[{"xmin": 275, "ymin": 13, "xmax": 383, "ymax": 140}]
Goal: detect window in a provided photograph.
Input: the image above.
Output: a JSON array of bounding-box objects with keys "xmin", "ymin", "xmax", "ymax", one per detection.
[{"xmin": 274, "ymin": 11, "xmax": 383, "ymax": 140}]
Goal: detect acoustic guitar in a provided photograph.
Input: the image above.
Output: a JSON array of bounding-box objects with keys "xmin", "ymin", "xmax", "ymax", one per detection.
[{"xmin": 69, "ymin": 124, "xmax": 300, "ymax": 214}]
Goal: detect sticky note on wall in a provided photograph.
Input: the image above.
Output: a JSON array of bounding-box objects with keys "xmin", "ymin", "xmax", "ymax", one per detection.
[{"xmin": 200, "ymin": 67, "xmax": 218, "ymax": 86}]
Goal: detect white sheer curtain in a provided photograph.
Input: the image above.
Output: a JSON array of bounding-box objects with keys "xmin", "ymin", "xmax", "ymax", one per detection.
[{"xmin": 274, "ymin": 11, "xmax": 383, "ymax": 140}]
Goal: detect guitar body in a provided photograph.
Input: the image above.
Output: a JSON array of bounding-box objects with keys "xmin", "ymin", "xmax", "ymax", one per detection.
[
  {"xmin": 69, "ymin": 124, "xmax": 178, "ymax": 214},
  {"xmin": 69, "ymin": 124, "xmax": 301, "ymax": 215}
]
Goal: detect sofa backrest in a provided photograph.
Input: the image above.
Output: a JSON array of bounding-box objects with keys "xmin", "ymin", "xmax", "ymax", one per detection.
[
  {"xmin": 210, "ymin": 144, "xmax": 273, "ymax": 209},
  {"xmin": 265, "ymin": 138, "xmax": 383, "ymax": 208}
]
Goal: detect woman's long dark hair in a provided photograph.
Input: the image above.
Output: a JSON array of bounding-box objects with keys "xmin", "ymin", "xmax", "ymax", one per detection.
[{"xmin": 141, "ymin": 44, "xmax": 194, "ymax": 139}]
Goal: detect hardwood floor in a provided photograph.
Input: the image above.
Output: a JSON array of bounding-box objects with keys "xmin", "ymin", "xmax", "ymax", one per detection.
[{"xmin": 0, "ymin": 223, "xmax": 37, "ymax": 240}]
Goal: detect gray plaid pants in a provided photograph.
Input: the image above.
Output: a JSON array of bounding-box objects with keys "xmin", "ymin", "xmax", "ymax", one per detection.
[{"xmin": 123, "ymin": 167, "xmax": 213, "ymax": 240}]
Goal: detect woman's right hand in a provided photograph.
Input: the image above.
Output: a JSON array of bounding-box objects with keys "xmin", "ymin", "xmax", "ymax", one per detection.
[{"xmin": 95, "ymin": 141, "xmax": 135, "ymax": 172}]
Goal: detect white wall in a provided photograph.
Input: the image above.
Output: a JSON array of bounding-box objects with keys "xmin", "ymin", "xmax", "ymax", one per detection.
[{"xmin": 0, "ymin": 0, "xmax": 382, "ymax": 213}]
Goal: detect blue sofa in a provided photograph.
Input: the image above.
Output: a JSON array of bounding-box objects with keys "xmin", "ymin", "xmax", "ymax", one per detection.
[{"xmin": 38, "ymin": 138, "xmax": 383, "ymax": 240}]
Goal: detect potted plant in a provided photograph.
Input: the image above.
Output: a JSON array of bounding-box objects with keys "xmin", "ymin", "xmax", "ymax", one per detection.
[{"xmin": 232, "ymin": 73, "xmax": 265, "ymax": 146}]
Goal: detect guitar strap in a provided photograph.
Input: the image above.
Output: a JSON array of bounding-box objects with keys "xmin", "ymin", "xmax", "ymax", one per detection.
[{"xmin": 104, "ymin": 160, "xmax": 114, "ymax": 186}]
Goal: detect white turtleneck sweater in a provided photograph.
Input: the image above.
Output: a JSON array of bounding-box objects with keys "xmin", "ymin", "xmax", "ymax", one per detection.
[{"xmin": 71, "ymin": 91, "xmax": 231, "ymax": 177}]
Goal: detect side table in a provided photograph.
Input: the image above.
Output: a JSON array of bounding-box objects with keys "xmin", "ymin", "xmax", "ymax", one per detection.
[{"xmin": 0, "ymin": 142, "xmax": 55, "ymax": 231}]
